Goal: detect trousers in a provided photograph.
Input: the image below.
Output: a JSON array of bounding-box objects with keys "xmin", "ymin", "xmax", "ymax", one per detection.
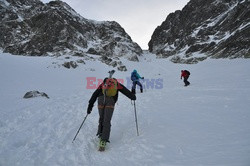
[
  {"xmin": 183, "ymin": 76, "xmax": 190, "ymax": 86},
  {"xmin": 97, "ymin": 95, "xmax": 115, "ymax": 141},
  {"xmin": 132, "ymin": 80, "xmax": 143, "ymax": 93}
]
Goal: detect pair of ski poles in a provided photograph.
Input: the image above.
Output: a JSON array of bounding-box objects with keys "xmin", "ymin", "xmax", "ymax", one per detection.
[{"xmin": 72, "ymin": 101, "xmax": 139, "ymax": 143}]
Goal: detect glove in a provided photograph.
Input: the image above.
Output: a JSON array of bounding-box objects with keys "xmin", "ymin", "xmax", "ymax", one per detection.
[
  {"xmin": 87, "ymin": 104, "xmax": 93, "ymax": 114},
  {"xmin": 131, "ymin": 94, "xmax": 136, "ymax": 101}
]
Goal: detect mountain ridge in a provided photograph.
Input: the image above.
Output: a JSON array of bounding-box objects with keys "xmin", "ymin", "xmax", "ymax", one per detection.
[
  {"xmin": 0, "ymin": 0, "xmax": 142, "ymax": 62},
  {"xmin": 148, "ymin": 0, "xmax": 250, "ymax": 64}
]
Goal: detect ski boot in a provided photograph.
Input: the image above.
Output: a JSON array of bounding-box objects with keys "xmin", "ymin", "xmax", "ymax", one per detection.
[{"xmin": 98, "ymin": 139, "xmax": 106, "ymax": 152}]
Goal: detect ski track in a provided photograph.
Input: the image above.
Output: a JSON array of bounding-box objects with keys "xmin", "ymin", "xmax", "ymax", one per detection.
[{"xmin": 1, "ymin": 53, "xmax": 250, "ymax": 166}]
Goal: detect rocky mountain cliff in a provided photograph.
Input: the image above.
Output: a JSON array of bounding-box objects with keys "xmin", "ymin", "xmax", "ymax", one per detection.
[
  {"xmin": 0, "ymin": 0, "xmax": 142, "ymax": 62},
  {"xmin": 149, "ymin": 0, "xmax": 250, "ymax": 64}
]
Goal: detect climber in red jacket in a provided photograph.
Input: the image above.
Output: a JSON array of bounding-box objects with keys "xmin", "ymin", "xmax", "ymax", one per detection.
[{"xmin": 181, "ymin": 70, "xmax": 190, "ymax": 86}]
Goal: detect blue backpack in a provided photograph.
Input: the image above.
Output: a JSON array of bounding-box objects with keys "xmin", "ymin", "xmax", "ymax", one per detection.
[{"xmin": 131, "ymin": 72, "xmax": 137, "ymax": 81}]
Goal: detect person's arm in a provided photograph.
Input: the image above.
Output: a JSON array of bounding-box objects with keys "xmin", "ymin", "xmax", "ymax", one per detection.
[
  {"xmin": 118, "ymin": 83, "xmax": 136, "ymax": 100},
  {"xmin": 87, "ymin": 84, "xmax": 102, "ymax": 114},
  {"xmin": 136, "ymin": 73, "xmax": 142, "ymax": 79}
]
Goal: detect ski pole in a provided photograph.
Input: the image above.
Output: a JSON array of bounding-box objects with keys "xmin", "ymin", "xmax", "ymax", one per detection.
[
  {"xmin": 133, "ymin": 101, "xmax": 139, "ymax": 136},
  {"xmin": 72, "ymin": 114, "xmax": 88, "ymax": 143}
]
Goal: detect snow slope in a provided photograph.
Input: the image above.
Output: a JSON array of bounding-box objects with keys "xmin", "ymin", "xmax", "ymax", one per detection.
[{"xmin": 1, "ymin": 52, "xmax": 250, "ymax": 166}]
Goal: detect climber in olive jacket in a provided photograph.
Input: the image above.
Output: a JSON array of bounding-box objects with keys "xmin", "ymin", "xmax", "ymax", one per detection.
[{"xmin": 87, "ymin": 78, "xmax": 136, "ymax": 142}]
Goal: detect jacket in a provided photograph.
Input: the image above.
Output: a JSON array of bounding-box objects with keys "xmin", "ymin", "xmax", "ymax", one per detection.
[
  {"xmin": 131, "ymin": 70, "xmax": 142, "ymax": 82},
  {"xmin": 88, "ymin": 78, "xmax": 136, "ymax": 107},
  {"xmin": 181, "ymin": 70, "xmax": 190, "ymax": 78}
]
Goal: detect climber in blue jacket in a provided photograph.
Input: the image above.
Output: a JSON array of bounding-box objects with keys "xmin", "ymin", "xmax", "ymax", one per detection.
[{"xmin": 131, "ymin": 69, "xmax": 144, "ymax": 94}]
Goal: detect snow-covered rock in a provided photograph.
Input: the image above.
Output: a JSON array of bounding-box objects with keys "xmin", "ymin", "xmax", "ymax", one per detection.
[
  {"xmin": 149, "ymin": 0, "xmax": 250, "ymax": 63},
  {"xmin": 0, "ymin": 0, "xmax": 142, "ymax": 61},
  {"xmin": 23, "ymin": 90, "xmax": 49, "ymax": 99}
]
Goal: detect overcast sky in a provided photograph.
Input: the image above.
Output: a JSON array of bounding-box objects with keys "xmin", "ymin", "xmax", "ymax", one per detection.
[{"xmin": 41, "ymin": 0, "xmax": 189, "ymax": 49}]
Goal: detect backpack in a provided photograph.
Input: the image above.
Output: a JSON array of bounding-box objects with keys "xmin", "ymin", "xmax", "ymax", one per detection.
[
  {"xmin": 102, "ymin": 78, "xmax": 118, "ymax": 97},
  {"xmin": 185, "ymin": 70, "xmax": 190, "ymax": 75},
  {"xmin": 131, "ymin": 72, "xmax": 137, "ymax": 81}
]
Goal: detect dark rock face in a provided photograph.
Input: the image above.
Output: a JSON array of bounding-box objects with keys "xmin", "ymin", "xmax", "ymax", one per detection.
[
  {"xmin": 23, "ymin": 91, "xmax": 49, "ymax": 99},
  {"xmin": 149, "ymin": 0, "xmax": 250, "ymax": 63},
  {"xmin": 63, "ymin": 61, "xmax": 78, "ymax": 69},
  {"xmin": 99, "ymin": 56, "xmax": 127, "ymax": 71},
  {"xmin": 0, "ymin": 0, "xmax": 142, "ymax": 61}
]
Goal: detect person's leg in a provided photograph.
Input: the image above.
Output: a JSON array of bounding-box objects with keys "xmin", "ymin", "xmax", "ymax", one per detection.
[
  {"xmin": 184, "ymin": 77, "xmax": 188, "ymax": 86},
  {"xmin": 100, "ymin": 97, "xmax": 115, "ymax": 142},
  {"xmin": 136, "ymin": 81, "xmax": 143, "ymax": 93},
  {"xmin": 97, "ymin": 107, "xmax": 104, "ymax": 137},
  {"xmin": 97, "ymin": 96, "xmax": 105, "ymax": 137},
  {"xmin": 186, "ymin": 76, "xmax": 190, "ymax": 85}
]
